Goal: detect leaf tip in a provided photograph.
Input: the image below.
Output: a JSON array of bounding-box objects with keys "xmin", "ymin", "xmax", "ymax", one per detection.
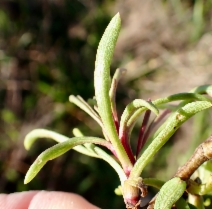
[
  {"xmin": 115, "ymin": 12, "xmax": 120, "ymax": 17},
  {"xmin": 24, "ymin": 178, "xmax": 28, "ymax": 184},
  {"xmin": 114, "ymin": 12, "xmax": 121, "ymax": 23},
  {"xmin": 24, "ymin": 173, "xmax": 32, "ymax": 184},
  {"xmin": 69, "ymin": 95, "xmax": 75, "ymax": 103},
  {"xmin": 24, "ymin": 135, "xmax": 31, "ymax": 150}
]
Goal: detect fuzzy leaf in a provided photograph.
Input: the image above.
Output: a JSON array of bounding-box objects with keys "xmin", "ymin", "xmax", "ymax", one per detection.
[
  {"xmin": 154, "ymin": 177, "xmax": 186, "ymax": 209},
  {"xmin": 130, "ymin": 101, "xmax": 212, "ymax": 179},
  {"xmin": 94, "ymin": 13, "xmax": 132, "ymax": 171},
  {"xmin": 127, "ymin": 92, "xmax": 211, "ymax": 132},
  {"xmin": 24, "ymin": 137, "xmax": 111, "ymax": 184},
  {"xmin": 24, "ymin": 129, "xmax": 99, "ymax": 158},
  {"xmin": 119, "ymin": 99, "xmax": 159, "ymax": 137}
]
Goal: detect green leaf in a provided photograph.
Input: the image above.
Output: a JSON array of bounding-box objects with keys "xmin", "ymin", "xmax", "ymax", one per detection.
[
  {"xmin": 130, "ymin": 101, "xmax": 212, "ymax": 179},
  {"xmin": 25, "ymin": 129, "xmax": 126, "ymax": 184},
  {"xmin": 24, "ymin": 129, "xmax": 68, "ymax": 150},
  {"xmin": 69, "ymin": 95, "xmax": 103, "ymax": 127},
  {"xmin": 127, "ymin": 92, "xmax": 211, "ymax": 131},
  {"xmin": 24, "ymin": 129, "xmax": 100, "ymax": 158},
  {"xmin": 154, "ymin": 177, "xmax": 186, "ymax": 209},
  {"xmin": 24, "ymin": 137, "xmax": 111, "ymax": 184},
  {"xmin": 94, "ymin": 13, "xmax": 132, "ymax": 172},
  {"xmin": 72, "ymin": 128, "xmax": 127, "ymax": 183},
  {"xmin": 190, "ymin": 85, "xmax": 212, "ymax": 97},
  {"xmin": 119, "ymin": 99, "xmax": 159, "ymax": 137}
]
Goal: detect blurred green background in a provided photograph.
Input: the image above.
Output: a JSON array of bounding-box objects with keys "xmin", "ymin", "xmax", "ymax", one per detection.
[{"xmin": 0, "ymin": 0, "xmax": 212, "ymax": 208}]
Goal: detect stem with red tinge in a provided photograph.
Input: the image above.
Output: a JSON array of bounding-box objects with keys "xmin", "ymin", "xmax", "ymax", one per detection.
[
  {"xmin": 136, "ymin": 110, "xmax": 151, "ymax": 158},
  {"xmin": 120, "ymin": 132, "xmax": 135, "ymax": 167}
]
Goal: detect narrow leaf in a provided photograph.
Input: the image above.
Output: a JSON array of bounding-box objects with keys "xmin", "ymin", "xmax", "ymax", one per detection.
[
  {"xmin": 24, "ymin": 129, "xmax": 69, "ymax": 150},
  {"xmin": 72, "ymin": 128, "xmax": 99, "ymax": 158},
  {"xmin": 24, "ymin": 137, "xmax": 111, "ymax": 184},
  {"xmin": 24, "ymin": 129, "xmax": 99, "ymax": 158},
  {"xmin": 190, "ymin": 84, "xmax": 212, "ymax": 97},
  {"xmin": 94, "ymin": 13, "xmax": 132, "ymax": 172},
  {"xmin": 69, "ymin": 95, "xmax": 103, "ymax": 127},
  {"xmin": 130, "ymin": 101, "xmax": 212, "ymax": 179},
  {"xmin": 119, "ymin": 99, "xmax": 159, "ymax": 139},
  {"xmin": 127, "ymin": 92, "xmax": 211, "ymax": 132},
  {"xmin": 154, "ymin": 177, "xmax": 186, "ymax": 209}
]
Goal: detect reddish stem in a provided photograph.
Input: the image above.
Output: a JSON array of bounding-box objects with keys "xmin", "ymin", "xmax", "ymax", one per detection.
[
  {"xmin": 102, "ymin": 130, "xmax": 119, "ymax": 158},
  {"xmin": 137, "ymin": 109, "xmax": 171, "ymax": 157},
  {"xmin": 138, "ymin": 122, "xmax": 151, "ymax": 155},
  {"xmin": 109, "ymin": 145, "xmax": 119, "ymax": 159},
  {"xmin": 120, "ymin": 131, "xmax": 135, "ymax": 166},
  {"xmin": 149, "ymin": 109, "xmax": 171, "ymax": 131},
  {"xmin": 136, "ymin": 110, "xmax": 151, "ymax": 158},
  {"xmin": 113, "ymin": 113, "xmax": 119, "ymax": 134},
  {"xmin": 142, "ymin": 109, "xmax": 171, "ymax": 144}
]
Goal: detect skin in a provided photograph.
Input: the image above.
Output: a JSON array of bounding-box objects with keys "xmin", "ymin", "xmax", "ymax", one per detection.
[{"xmin": 0, "ymin": 191, "xmax": 100, "ymax": 209}]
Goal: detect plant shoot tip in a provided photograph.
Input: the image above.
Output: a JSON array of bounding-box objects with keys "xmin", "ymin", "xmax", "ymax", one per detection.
[{"xmin": 24, "ymin": 179, "xmax": 28, "ymax": 184}]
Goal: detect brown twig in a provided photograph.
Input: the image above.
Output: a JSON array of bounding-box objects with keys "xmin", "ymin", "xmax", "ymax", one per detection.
[{"xmin": 174, "ymin": 135, "xmax": 212, "ymax": 181}]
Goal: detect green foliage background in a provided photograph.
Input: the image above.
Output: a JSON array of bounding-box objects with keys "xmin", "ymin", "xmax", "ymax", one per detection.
[{"xmin": 0, "ymin": 0, "xmax": 212, "ymax": 208}]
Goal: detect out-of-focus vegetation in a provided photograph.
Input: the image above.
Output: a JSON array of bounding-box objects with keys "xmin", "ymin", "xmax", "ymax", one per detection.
[{"xmin": 0, "ymin": 0, "xmax": 212, "ymax": 208}]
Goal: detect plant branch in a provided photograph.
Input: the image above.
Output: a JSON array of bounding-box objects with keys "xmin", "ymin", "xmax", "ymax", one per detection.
[
  {"xmin": 174, "ymin": 135, "xmax": 212, "ymax": 181},
  {"xmin": 129, "ymin": 101, "xmax": 212, "ymax": 179}
]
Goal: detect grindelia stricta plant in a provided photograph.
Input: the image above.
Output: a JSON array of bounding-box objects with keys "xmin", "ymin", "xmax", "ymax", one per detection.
[{"xmin": 24, "ymin": 13, "xmax": 212, "ymax": 209}]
